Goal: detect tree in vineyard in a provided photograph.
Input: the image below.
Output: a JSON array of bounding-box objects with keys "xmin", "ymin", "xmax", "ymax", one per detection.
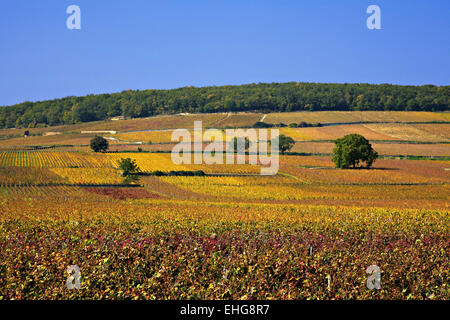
[
  {"xmin": 118, "ymin": 158, "xmax": 141, "ymax": 184},
  {"xmin": 332, "ymin": 134, "xmax": 378, "ymax": 169},
  {"xmin": 279, "ymin": 134, "xmax": 295, "ymax": 154},
  {"xmin": 90, "ymin": 136, "xmax": 109, "ymax": 153}
]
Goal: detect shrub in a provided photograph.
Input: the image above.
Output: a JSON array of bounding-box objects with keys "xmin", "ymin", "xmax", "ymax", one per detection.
[
  {"xmin": 117, "ymin": 158, "xmax": 140, "ymax": 176},
  {"xmin": 252, "ymin": 122, "xmax": 273, "ymax": 128}
]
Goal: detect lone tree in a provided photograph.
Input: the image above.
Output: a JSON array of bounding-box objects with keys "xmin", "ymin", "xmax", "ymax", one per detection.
[
  {"xmin": 278, "ymin": 134, "xmax": 295, "ymax": 154},
  {"xmin": 117, "ymin": 158, "xmax": 140, "ymax": 184},
  {"xmin": 90, "ymin": 136, "xmax": 109, "ymax": 153},
  {"xmin": 332, "ymin": 134, "xmax": 378, "ymax": 169}
]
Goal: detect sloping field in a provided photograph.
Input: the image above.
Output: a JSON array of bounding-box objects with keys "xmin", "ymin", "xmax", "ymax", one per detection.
[
  {"xmin": 0, "ymin": 167, "xmax": 66, "ymax": 186},
  {"xmin": 107, "ymin": 152, "xmax": 261, "ymax": 174},
  {"xmin": 0, "ymin": 133, "xmax": 96, "ymax": 147},
  {"xmin": 2, "ymin": 123, "xmax": 447, "ymax": 150},
  {"xmin": 0, "ymin": 112, "xmax": 448, "ymax": 149},
  {"xmin": 1, "ymin": 192, "xmax": 448, "ymax": 299},
  {"xmin": 0, "ymin": 150, "xmax": 448, "ymax": 300},
  {"xmin": 293, "ymin": 142, "xmax": 450, "ymax": 156},
  {"xmin": 279, "ymin": 125, "xmax": 395, "ymax": 141},
  {"xmin": 279, "ymin": 156, "xmax": 450, "ymax": 184},
  {"xmin": 0, "ymin": 185, "xmax": 82, "ymax": 199},
  {"xmin": 107, "ymin": 152, "xmax": 186, "ymax": 172},
  {"xmin": 111, "ymin": 131, "xmax": 174, "ymax": 144},
  {"xmin": 0, "ymin": 151, "xmax": 113, "ymax": 168},
  {"xmin": 93, "ymin": 113, "xmax": 225, "ymax": 131},
  {"xmin": 0, "ymin": 114, "xmax": 225, "ymax": 137},
  {"xmin": 49, "ymin": 168, "xmax": 123, "ymax": 185},
  {"xmin": 1, "ymin": 109, "xmax": 450, "ymax": 301},
  {"xmin": 0, "ymin": 111, "xmax": 448, "ymax": 139},
  {"xmin": 265, "ymin": 111, "xmax": 450, "ymax": 124},
  {"xmin": 413, "ymin": 123, "xmax": 450, "ymax": 138},
  {"xmin": 84, "ymin": 187, "xmax": 162, "ymax": 200},
  {"xmin": 108, "ymin": 144, "xmax": 174, "ymax": 152},
  {"xmin": 111, "ymin": 123, "xmax": 450, "ymax": 145},
  {"xmin": 365, "ymin": 123, "xmax": 450, "ymax": 142},
  {"xmin": 158, "ymin": 175, "xmax": 449, "ymax": 208},
  {"xmin": 212, "ymin": 112, "xmax": 263, "ymax": 128},
  {"xmin": 279, "ymin": 123, "xmax": 450, "ymax": 142}
]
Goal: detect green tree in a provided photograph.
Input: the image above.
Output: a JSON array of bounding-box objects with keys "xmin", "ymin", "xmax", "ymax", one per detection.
[
  {"xmin": 278, "ymin": 134, "xmax": 295, "ymax": 154},
  {"xmin": 1, "ymin": 82, "xmax": 450, "ymax": 128},
  {"xmin": 90, "ymin": 136, "xmax": 109, "ymax": 153},
  {"xmin": 332, "ymin": 134, "xmax": 378, "ymax": 169},
  {"xmin": 118, "ymin": 158, "xmax": 140, "ymax": 176},
  {"xmin": 117, "ymin": 158, "xmax": 141, "ymax": 184}
]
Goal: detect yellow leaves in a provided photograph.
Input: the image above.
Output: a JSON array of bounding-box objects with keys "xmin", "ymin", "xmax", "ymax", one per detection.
[
  {"xmin": 0, "ymin": 157, "xmax": 448, "ymax": 300},
  {"xmin": 279, "ymin": 128, "xmax": 312, "ymax": 141},
  {"xmin": 112, "ymin": 131, "xmax": 174, "ymax": 144},
  {"xmin": 0, "ymin": 151, "xmax": 112, "ymax": 168},
  {"xmin": 49, "ymin": 168, "xmax": 123, "ymax": 185},
  {"xmin": 108, "ymin": 153, "xmax": 186, "ymax": 172}
]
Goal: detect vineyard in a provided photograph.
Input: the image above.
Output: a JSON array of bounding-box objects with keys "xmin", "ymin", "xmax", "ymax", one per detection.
[
  {"xmin": 0, "ymin": 195, "xmax": 448, "ymax": 299},
  {"xmin": 0, "ymin": 151, "xmax": 112, "ymax": 168},
  {"xmin": 292, "ymin": 142, "xmax": 450, "ymax": 157},
  {"xmin": 265, "ymin": 111, "xmax": 450, "ymax": 125},
  {"xmin": 49, "ymin": 168, "xmax": 124, "ymax": 185},
  {"xmin": 0, "ymin": 111, "xmax": 448, "ymax": 300}
]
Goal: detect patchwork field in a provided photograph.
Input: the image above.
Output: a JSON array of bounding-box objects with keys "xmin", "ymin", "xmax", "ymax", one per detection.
[
  {"xmin": 1, "ymin": 112, "xmax": 448, "ymax": 159},
  {"xmin": 264, "ymin": 111, "xmax": 450, "ymax": 125},
  {"xmin": 0, "ymin": 133, "xmax": 97, "ymax": 147},
  {"xmin": 279, "ymin": 123, "xmax": 450, "ymax": 142},
  {"xmin": 292, "ymin": 142, "xmax": 450, "ymax": 157},
  {"xmin": 0, "ymin": 113, "xmax": 225, "ymax": 137},
  {"xmin": 0, "ymin": 112, "xmax": 448, "ymax": 300}
]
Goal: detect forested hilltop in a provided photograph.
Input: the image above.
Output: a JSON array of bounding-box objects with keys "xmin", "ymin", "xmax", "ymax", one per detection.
[{"xmin": 1, "ymin": 82, "xmax": 449, "ymax": 128}]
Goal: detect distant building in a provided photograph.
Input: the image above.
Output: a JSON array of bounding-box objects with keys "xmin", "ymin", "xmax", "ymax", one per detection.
[{"xmin": 110, "ymin": 116, "xmax": 125, "ymax": 121}]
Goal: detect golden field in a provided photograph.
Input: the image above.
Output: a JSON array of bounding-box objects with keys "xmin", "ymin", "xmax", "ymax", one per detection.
[
  {"xmin": 264, "ymin": 111, "xmax": 450, "ymax": 125},
  {"xmin": 0, "ymin": 112, "xmax": 448, "ymax": 300}
]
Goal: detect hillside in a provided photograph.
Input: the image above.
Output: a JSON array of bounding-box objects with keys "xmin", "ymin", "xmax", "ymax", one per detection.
[
  {"xmin": 1, "ymin": 82, "xmax": 449, "ymax": 129},
  {"xmin": 0, "ymin": 111, "xmax": 448, "ymax": 300},
  {"xmin": 0, "ymin": 111, "xmax": 448, "ymax": 158}
]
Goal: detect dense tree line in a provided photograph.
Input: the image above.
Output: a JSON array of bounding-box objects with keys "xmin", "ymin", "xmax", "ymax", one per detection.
[{"xmin": 0, "ymin": 82, "xmax": 448, "ymax": 128}]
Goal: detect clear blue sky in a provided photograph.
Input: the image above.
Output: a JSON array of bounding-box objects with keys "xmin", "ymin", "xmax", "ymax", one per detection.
[{"xmin": 0, "ymin": 0, "xmax": 449, "ymax": 106}]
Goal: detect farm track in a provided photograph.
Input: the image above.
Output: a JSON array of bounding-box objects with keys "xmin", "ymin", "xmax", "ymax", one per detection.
[
  {"xmin": 259, "ymin": 114, "xmax": 267, "ymax": 122},
  {"xmin": 208, "ymin": 112, "xmax": 231, "ymax": 127}
]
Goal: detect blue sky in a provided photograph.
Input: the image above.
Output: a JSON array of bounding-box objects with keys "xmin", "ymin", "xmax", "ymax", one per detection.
[{"xmin": 0, "ymin": 0, "xmax": 449, "ymax": 106}]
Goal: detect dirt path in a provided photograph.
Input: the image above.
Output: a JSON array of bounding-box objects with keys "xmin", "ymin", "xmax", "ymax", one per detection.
[{"xmin": 208, "ymin": 113, "xmax": 231, "ymax": 128}]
